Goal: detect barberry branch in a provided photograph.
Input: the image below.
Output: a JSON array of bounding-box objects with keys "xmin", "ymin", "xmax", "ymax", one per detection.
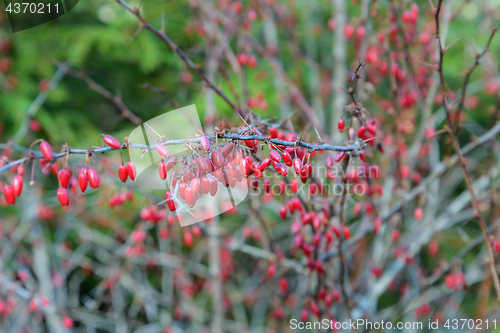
[
  {"xmin": 61, "ymin": 64, "xmax": 143, "ymax": 125},
  {"xmin": 114, "ymin": 0, "xmax": 244, "ymax": 117},
  {"xmin": 454, "ymin": 25, "xmax": 500, "ymax": 131},
  {"xmin": 0, "ymin": 134, "xmax": 364, "ymax": 175},
  {"xmin": 323, "ymin": 121, "xmax": 500, "ymax": 261},
  {"xmin": 433, "ymin": 0, "xmax": 500, "ymax": 303}
]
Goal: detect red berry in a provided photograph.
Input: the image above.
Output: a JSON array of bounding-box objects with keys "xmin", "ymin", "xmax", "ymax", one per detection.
[
  {"xmin": 88, "ymin": 169, "xmax": 100, "ymax": 189},
  {"xmin": 209, "ymin": 177, "xmax": 218, "ymax": 196},
  {"xmin": 156, "ymin": 144, "xmax": 170, "ymax": 158},
  {"xmin": 356, "ymin": 26, "xmax": 365, "ymax": 40},
  {"xmin": 263, "ymin": 178, "xmax": 270, "ymax": 194},
  {"xmin": 240, "ymin": 158, "xmax": 250, "ymax": 176},
  {"xmin": 29, "ymin": 119, "xmax": 41, "ymax": 132},
  {"xmin": 353, "ymin": 202, "xmax": 362, "ymax": 216},
  {"xmin": 357, "ymin": 125, "xmax": 366, "ymax": 138},
  {"xmin": 282, "ymin": 151, "xmax": 292, "ymax": 166},
  {"xmin": 494, "ymin": 239, "xmax": 500, "ymax": 253},
  {"xmin": 58, "ymin": 168, "xmax": 71, "ymax": 188},
  {"xmin": 191, "ymin": 178, "xmax": 201, "ymax": 196},
  {"xmin": 39, "ymin": 79, "xmax": 49, "ymax": 91},
  {"xmin": 293, "ymin": 158, "xmax": 302, "ymax": 175},
  {"xmin": 79, "ymin": 168, "xmax": 88, "ymax": 192},
  {"xmin": 244, "ymin": 139, "xmax": 255, "ymax": 148},
  {"xmin": 267, "ymin": 264, "xmax": 276, "ymax": 278},
  {"xmin": 184, "ymin": 187, "xmax": 195, "ymax": 207},
  {"xmin": 335, "ymin": 151, "xmax": 346, "ymax": 162},
  {"xmin": 275, "ymin": 163, "xmax": 288, "ymax": 177},
  {"xmin": 344, "ymin": 24, "xmax": 354, "ymax": 39},
  {"xmin": 184, "ymin": 231, "xmax": 193, "ymax": 247},
  {"xmin": 158, "ymin": 162, "xmax": 167, "ymax": 180},
  {"xmin": 391, "ymin": 229, "xmax": 401, "ymax": 242},
  {"xmin": 300, "ymin": 164, "xmax": 312, "ymax": 180},
  {"xmin": 201, "ymin": 176, "xmax": 210, "ymax": 194},
  {"xmin": 269, "ymin": 127, "xmax": 278, "ymax": 138},
  {"xmin": 57, "ymin": 187, "xmax": 70, "ymax": 206},
  {"xmin": 220, "ymin": 143, "xmax": 234, "ymax": 156},
  {"xmin": 277, "ymin": 180, "xmax": 286, "ymax": 195},
  {"xmin": 237, "ymin": 53, "xmax": 248, "ymax": 66},
  {"xmin": 414, "ymin": 207, "xmax": 423, "ymax": 220},
  {"xmin": 327, "ymin": 18, "xmax": 336, "ymax": 31},
  {"xmin": 338, "ymin": 118, "xmax": 345, "ymax": 132},
  {"xmin": 165, "ymin": 191, "xmax": 176, "ymax": 211},
  {"xmin": 290, "ymin": 178, "xmax": 298, "ymax": 193},
  {"xmin": 165, "ymin": 156, "xmax": 178, "ymax": 172},
  {"xmin": 279, "ymin": 278, "xmax": 288, "ymax": 293},
  {"xmin": 326, "ymin": 155, "xmax": 334, "ymax": 169},
  {"xmin": 259, "ymin": 158, "xmax": 272, "ymax": 172},
  {"xmin": 200, "ymin": 135, "xmax": 210, "ymax": 151},
  {"xmin": 269, "ymin": 150, "xmax": 281, "ymax": 162},
  {"xmin": 343, "ymin": 226, "xmax": 351, "ymax": 239},
  {"xmin": 279, "ymin": 205, "xmax": 287, "ymax": 219},
  {"xmin": 40, "ymin": 141, "xmax": 53, "ymax": 162},
  {"xmin": 127, "ymin": 161, "xmax": 137, "ymax": 180},
  {"xmin": 159, "ymin": 228, "xmax": 169, "ymax": 240},
  {"xmin": 12, "ymin": 175, "xmax": 23, "ymax": 197},
  {"xmin": 103, "ymin": 135, "xmax": 121, "ymax": 149},
  {"xmin": 212, "ymin": 150, "xmax": 225, "ymax": 168},
  {"xmin": 371, "ymin": 265, "xmax": 383, "ymax": 277},
  {"xmin": 247, "ymin": 55, "xmax": 257, "ymax": 68},
  {"xmin": 118, "ymin": 165, "xmax": 128, "ymax": 182},
  {"xmin": 62, "ymin": 316, "xmax": 73, "ymax": 329},
  {"xmin": 3, "ymin": 184, "xmax": 15, "ymax": 205}
]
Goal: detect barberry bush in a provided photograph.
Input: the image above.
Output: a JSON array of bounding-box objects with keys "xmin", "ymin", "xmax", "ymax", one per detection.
[{"xmin": 1, "ymin": 0, "xmax": 500, "ymax": 332}]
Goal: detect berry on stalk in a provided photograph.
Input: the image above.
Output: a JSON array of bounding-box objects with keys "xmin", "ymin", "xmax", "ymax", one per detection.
[
  {"xmin": 3, "ymin": 184, "xmax": 15, "ymax": 205},
  {"xmin": 58, "ymin": 168, "xmax": 71, "ymax": 188},
  {"xmin": 79, "ymin": 168, "xmax": 88, "ymax": 192},
  {"xmin": 118, "ymin": 165, "xmax": 128, "ymax": 182},
  {"xmin": 293, "ymin": 158, "xmax": 302, "ymax": 175},
  {"xmin": 212, "ymin": 150, "xmax": 225, "ymax": 168},
  {"xmin": 280, "ymin": 205, "xmax": 287, "ymax": 219},
  {"xmin": 40, "ymin": 141, "xmax": 53, "ymax": 162},
  {"xmin": 200, "ymin": 135, "xmax": 210, "ymax": 151},
  {"xmin": 156, "ymin": 144, "xmax": 170, "ymax": 158},
  {"xmin": 127, "ymin": 162, "xmax": 137, "ymax": 180},
  {"xmin": 269, "ymin": 150, "xmax": 281, "ymax": 162},
  {"xmin": 103, "ymin": 135, "xmax": 121, "ymax": 149},
  {"xmin": 88, "ymin": 168, "xmax": 100, "ymax": 189},
  {"xmin": 12, "ymin": 175, "xmax": 23, "ymax": 197},
  {"xmin": 158, "ymin": 162, "xmax": 167, "ymax": 180},
  {"xmin": 282, "ymin": 151, "xmax": 292, "ymax": 166},
  {"xmin": 57, "ymin": 188, "xmax": 70, "ymax": 206}
]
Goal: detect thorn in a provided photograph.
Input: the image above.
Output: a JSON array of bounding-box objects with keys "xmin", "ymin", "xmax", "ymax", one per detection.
[
  {"xmin": 238, "ymin": 113, "xmax": 253, "ymax": 132},
  {"xmin": 443, "ymin": 37, "xmax": 462, "ymax": 53},
  {"xmin": 130, "ymin": 24, "xmax": 144, "ymax": 42},
  {"xmin": 313, "ymin": 127, "xmax": 323, "ymax": 143},
  {"xmin": 428, "ymin": 0, "xmax": 436, "ymax": 12},
  {"xmin": 415, "ymin": 59, "xmax": 439, "ymax": 69},
  {"xmin": 470, "ymin": 43, "xmax": 480, "ymax": 58}
]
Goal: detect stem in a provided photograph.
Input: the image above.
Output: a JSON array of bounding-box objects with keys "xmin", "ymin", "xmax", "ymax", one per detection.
[{"xmin": 434, "ymin": 0, "xmax": 500, "ymax": 304}]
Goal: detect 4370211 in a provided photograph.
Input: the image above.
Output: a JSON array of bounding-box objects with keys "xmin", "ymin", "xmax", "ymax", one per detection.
[
  {"xmin": 443, "ymin": 319, "xmax": 497, "ymax": 330},
  {"xmin": 5, "ymin": 2, "xmax": 59, "ymax": 14}
]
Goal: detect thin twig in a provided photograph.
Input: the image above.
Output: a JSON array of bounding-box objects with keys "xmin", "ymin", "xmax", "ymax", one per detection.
[
  {"xmin": 433, "ymin": 0, "xmax": 500, "ymax": 304},
  {"xmin": 115, "ymin": 0, "xmax": 244, "ymax": 117},
  {"xmin": 63, "ymin": 64, "xmax": 143, "ymax": 125}
]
